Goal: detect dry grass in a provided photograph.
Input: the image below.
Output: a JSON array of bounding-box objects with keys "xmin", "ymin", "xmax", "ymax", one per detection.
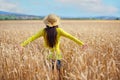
[{"xmin": 0, "ymin": 20, "xmax": 120, "ymax": 80}]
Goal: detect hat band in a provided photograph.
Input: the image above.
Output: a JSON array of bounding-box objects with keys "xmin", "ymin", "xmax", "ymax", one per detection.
[{"xmin": 47, "ymin": 25, "xmax": 58, "ymax": 27}]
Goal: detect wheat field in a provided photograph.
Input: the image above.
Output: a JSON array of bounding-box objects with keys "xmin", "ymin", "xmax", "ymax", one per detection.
[{"xmin": 0, "ymin": 20, "xmax": 120, "ymax": 80}]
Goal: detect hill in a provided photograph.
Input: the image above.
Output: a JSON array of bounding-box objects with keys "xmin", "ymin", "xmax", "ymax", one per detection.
[
  {"xmin": 0, "ymin": 11, "xmax": 43, "ymax": 20},
  {"xmin": 0, "ymin": 11, "xmax": 120, "ymax": 20}
]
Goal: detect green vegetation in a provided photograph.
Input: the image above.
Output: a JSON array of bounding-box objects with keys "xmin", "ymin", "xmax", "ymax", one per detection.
[
  {"xmin": 0, "ymin": 15, "xmax": 120, "ymax": 20},
  {"xmin": 0, "ymin": 15, "xmax": 16, "ymax": 20},
  {"xmin": 0, "ymin": 15, "xmax": 43, "ymax": 20}
]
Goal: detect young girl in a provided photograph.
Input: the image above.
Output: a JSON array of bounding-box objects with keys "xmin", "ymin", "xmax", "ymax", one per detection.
[{"xmin": 20, "ymin": 14, "xmax": 87, "ymax": 70}]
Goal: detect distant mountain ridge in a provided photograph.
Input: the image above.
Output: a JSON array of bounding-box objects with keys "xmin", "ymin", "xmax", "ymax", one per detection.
[
  {"xmin": 0, "ymin": 11, "xmax": 29, "ymax": 16},
  {"xmin": 0, "ymin": 11, "xmax": 11, "ymax": 15},
  {"xmin": 0, "ymin": 11, "xmax": 39, "ymax": 16},
  {"xmin": 0, "ymin": 11, "xmax": 119, "ymax": 20},
  {"xmin": 0, "ymin": 11, "xmax": 43, "ymax": 20}
]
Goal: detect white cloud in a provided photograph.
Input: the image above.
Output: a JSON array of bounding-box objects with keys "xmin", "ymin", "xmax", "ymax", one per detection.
[
  {"xmin": 58, "ymin": 0, "xmax": 118, "ymax": 14},
  {"xmin": 0, "ymin": 0, "xmax": 23, "ymax": 13}
]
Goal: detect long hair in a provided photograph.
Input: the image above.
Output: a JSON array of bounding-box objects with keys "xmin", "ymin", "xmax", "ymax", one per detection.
[{"xmin": 45, "ymin": 25, "xmax": 58, "ymax": 48}]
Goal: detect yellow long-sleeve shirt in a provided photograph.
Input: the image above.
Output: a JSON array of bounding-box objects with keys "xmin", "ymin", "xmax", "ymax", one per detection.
[{"xmin": 21, "ymin": 28, "xmax": 84, "ymax": 60}]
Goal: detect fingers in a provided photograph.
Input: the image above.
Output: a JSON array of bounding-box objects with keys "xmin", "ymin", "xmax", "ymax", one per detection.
[
  {"xmin": 84, "ymin": 44, "xmax": 88, "ymax": 49},
  {"xmin": 15, "ymin": 44, "xmax": 24, "ymax": 54},
  {"xmin": 19, "ymin": 46, "xmax": 24, "ymax": 55},
  {"xmin": 82, "ymin": 44, "xmax": 88, "ymax": 50}
]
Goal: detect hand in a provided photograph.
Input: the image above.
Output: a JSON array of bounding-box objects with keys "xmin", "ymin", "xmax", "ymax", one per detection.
[
  {"xmin": 82, "ymin": 44, "xmax": 88, "ymax": 50},
  {"xmin": 16, "ymin": 44, "xmax": 24, "ymax": 54}
]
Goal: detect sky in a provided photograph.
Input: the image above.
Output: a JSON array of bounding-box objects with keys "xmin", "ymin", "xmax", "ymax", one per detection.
[{"xmin": 0, "ymin": 0, "xmax": 120, "ymax": 17}]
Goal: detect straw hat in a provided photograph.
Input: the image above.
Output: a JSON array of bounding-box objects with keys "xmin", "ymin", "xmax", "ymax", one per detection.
[{"xmin": 43, "ymin": 14, "xmax": 60, "ymax": 27}]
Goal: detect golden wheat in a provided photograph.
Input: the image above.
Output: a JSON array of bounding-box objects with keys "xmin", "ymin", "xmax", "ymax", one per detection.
[{"xmin": 0, "ymin": 20, "xmax": 120, "ymax": 80}]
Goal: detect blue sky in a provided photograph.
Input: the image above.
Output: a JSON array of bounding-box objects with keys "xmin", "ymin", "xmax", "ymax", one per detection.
[{"xmin": 0, "ymin": 0, "xmax": 120, "ymax": 17}]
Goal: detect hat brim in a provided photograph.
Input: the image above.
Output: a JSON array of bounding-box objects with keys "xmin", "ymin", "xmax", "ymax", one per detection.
[{"xmin": 43, "ymin": 14, "xmax": 60, "ymax": 27}]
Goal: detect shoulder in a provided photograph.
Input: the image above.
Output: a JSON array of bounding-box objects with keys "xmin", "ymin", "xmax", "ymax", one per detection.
[
  {"xmin": 37, "ymin": 28, "xmax": 45, "ymax": 34},
  {"xmin": 56, "ymin": 28, "xmax": 64, "ymax": 32},
  {"xmin": 40, "ymin": 28, "xmax": 46, "ymax": 32},
  {"xmin": 56, "ymin": 28, "xmax": 68, "ymax": 36}
]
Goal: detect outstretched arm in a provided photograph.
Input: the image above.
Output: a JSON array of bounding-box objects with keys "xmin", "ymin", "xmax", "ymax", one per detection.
[
  {"xmin": 20, "ymin": 29, "xmax": 44, "ymax": 47},
  {"xmin": 59, "ymin": 28, "xmax": 84, "ymax": 46}
]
